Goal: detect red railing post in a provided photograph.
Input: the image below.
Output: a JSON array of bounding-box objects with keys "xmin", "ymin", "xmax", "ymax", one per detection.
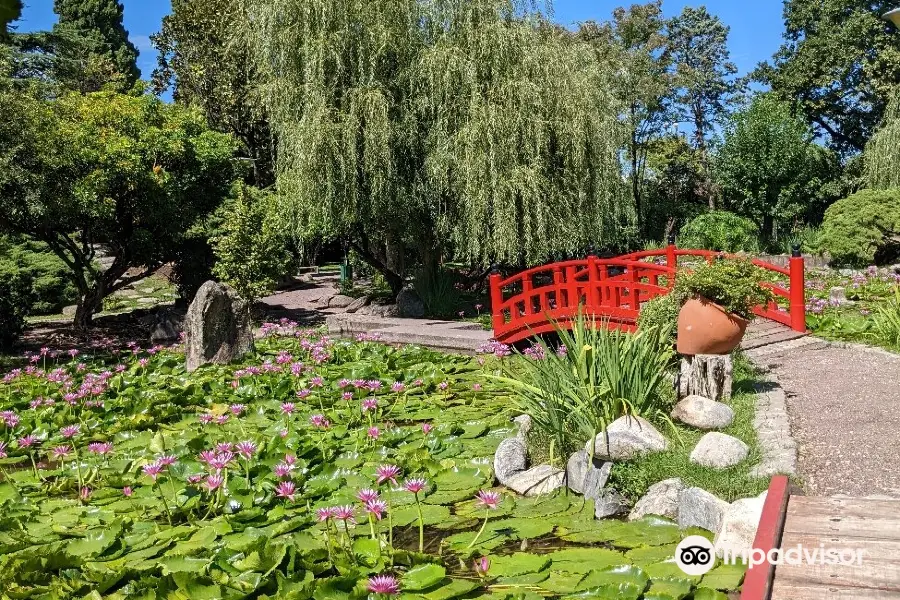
[
  {"xmin": 587, "ymin": 254, "xmax": 600, "ymax": 310},
  {"xmin": 666, "ymin": 234, "xmax": 677, "ymax": 288},
  {"xmin": 789, "ymin": 246, "xmax": 806, "ymax": 332},
  {"xmin": 489, "ymin": 269, "xmax": 504, "ymax": 335}
]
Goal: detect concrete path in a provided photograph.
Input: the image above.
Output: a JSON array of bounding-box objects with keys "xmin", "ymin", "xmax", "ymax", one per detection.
[{"xmin": 747, "ymin": 339, "xmax": 900, "ymax": 498}]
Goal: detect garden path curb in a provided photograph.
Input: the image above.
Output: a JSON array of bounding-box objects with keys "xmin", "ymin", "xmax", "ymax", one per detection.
[{"xmin": 747, "ymin": 375, "xmax": 798, "ymax": 479}]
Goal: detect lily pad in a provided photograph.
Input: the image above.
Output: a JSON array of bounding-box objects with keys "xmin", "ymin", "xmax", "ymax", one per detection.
[
  {"xmin": 642, "ymin": 576, "xmax": 692, "ymax": 600},
  {"xmin": 487, "ymin": 553, "xmax": 551, "ymax": 577},
  {"xmin": 699, "ymin": 563, "xmax": 746, "ymax": 591},
  {"xmin": 402, "ymin": 563, "xmax": 447, "ymax": 591}
]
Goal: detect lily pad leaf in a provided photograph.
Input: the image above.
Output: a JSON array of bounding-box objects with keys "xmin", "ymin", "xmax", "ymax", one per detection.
[
  {"xmin": 692, "ymin": 589, "xmax": 729, "ymax": 600},
  {"xmin": 402, "ymin": 564, "xmax": 447, "ymax": 591},
  {"xmin": 487, "ymin": 553, "xmax": 551, "ymax": 577},
  {"xmin": 699, "ymin": 563, "xmax": 746, "ymax": 591},
  {"xmin": 66, "ymin": 520, "xmax": 122, "ymax": 557},
  {"xmin": 560, "ymin": 583, "xmax": 643, "ymax": 600},
  {"xmin": 422, "ymin": 578, "xmax": 479, "ymax": 600},
  {"xmin": 643, "ymin": 576, "xmax": 692, "ymax": 600},
  {"xmin": 576, "ymin": 565, "xmax": 648, "ymax": 591}
]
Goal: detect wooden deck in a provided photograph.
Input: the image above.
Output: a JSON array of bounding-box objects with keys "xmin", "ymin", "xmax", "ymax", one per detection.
[
  {"xmin": 740, "ymin": 319, "xmax": 807, "ymax": 350},
  {"xmin": 771, "ymin": 496, "xmax": 900, "ymax": 599}
]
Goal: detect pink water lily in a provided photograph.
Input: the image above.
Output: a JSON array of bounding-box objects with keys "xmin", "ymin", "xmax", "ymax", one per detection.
[
  {"xmin": 367, "ymin": 426, "xmax": 380, "ymax": 440},
  {"xmin": 475, "ymin": 490, "xmax": 501, "ymax": 509},
  {"xmin": 332, "ymin": 505, "xmax": 356, "ymax": 523},
  {"xmin": 364, "ymin": 499, "xmax": 388, "ymax": 520},
  {"xmin": 375, "ymin": 464, "xmax": 401, "ymax": 485},
  {"xmin": 51, "ymin": 445, "xmax": 72, "ymax": 460},
  {"xmin": 309, "ymin": 414, "xmax": 331, "ymax": 428},
  {"xmin": 275, "ymin": 481, "xmax": 296, "ymax": 501},
  {"xmin": 206, "ymin": 474, "xmax": 225, "ymax": 491},
  {"xmin": 475, "ymin": 556, "xmax": 490, "ymax": 575},
  {"xmin": 60, "ymin": 425, "xmax": 80, "ymax": 439},
  {"xmin": 357, "ymin": 488, "xmax": 379, "ymax": 503},
  {"xmin": 404, "ymin": 478, "xmax": 427, "ymax": 494},
  {"xmin": 87, "ymin": 442, "xmax": 114, "ymax": 455},
  {"xmin": 422, "ymin": 423, "xmax": 433, "ymax": 434},
  {"xmin": 367, "ymin": 575, "xmax": 400, "ymax": 596},
  {"xmin": 236, "ymin": 441, "xmax": 257, "ymax": 459},
  {"xmin": 273, "ymin": 462, "xmax": 293, "ymax": 478},
  {"xmin": 316, "ymin": 506, "xmax": 335, "ymax": 522},
  {"xmin": 142, "ymin": 462, "xmax": 164, "ymax": 481}
]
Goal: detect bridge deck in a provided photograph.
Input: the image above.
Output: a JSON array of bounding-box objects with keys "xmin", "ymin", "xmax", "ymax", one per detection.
[
  {"xmin": 771, "ymin": 495, "xmax": 900, "ymax": 599},
  {"xmin": 740, "ymin": 319, "xmax": 807, "ymax": 351}
]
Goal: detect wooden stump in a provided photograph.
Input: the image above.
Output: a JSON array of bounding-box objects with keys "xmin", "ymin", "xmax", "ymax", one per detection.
[{"xmin": 677, "ymin": 354, "xmax": 733, "ymax": 402}]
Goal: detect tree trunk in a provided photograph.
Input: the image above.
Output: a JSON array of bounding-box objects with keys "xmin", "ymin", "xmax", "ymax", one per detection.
[
  {"xmin": 74, "ymin": 285, "xmax": 106, "ymax": 330},
  {"xmin": 677, "ymin": 354, "xmax": 733, "ymax": 402}
]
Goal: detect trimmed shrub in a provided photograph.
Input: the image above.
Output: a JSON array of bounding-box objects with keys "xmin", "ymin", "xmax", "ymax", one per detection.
[
  {"xmin": 820, "ymin": 189, "xmax": 900, "ymax": 267},
  {"xmin": 637, "ymin": 292, "xmax": 682, "ymax": 343},
  {"xmin": 0, "ymin": 236, "xmax": 77, "ymax": 315},
  {"xmin": 0, "ymin": 259, "xmax": 33, "ymax": 350},
  {"xmin": 678, "ymin": 211, "xmax": 760, "ymax": 253}
]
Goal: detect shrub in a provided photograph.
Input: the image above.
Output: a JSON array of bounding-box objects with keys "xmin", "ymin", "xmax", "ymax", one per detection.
[
  {"xmin": 0, "ymin": 236, "xmax": 77, "ymax": 315},
  {"xmin": 820, "ymin": 189, "xmax": 900, "ymax": 266},
  {"xmin": 491, "ymin": 312, "xmax": 675, "ymax": 462},
  {"xmin": 413, "ymin": 267, "xmax": 460, "ymax": 318},
  {"xmin": 0, "ymin": 259, "xmax": 33, "ymax": 350},
  {"xmin": 678, "ymin": 211, "xmax": 760, "ymax": 253},
  {"xmin": 637, "ymin": 292, "xmax": 682, "ymax": 343},
  {"xmin": 677, "ymin": 259, "xmax": 774, "ymax": 319},
  {"xmin": 872, "ymin": 289, "xmax": 900, "ymax": 351}
]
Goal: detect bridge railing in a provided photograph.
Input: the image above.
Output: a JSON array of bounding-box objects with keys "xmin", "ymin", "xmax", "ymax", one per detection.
[{"xmin": 489, "ymin": 244, "xmax": 806, "ymax": 344}]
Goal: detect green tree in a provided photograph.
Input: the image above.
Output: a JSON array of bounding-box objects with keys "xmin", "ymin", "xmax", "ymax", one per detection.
[
  {"xmin": 758, "ymin": 0, "xmax": 900, "ymax": 154},
  {"xmin": 715, "ymin": 94, "xmax": 838, "ymax": 237},
  {"xmin": 243, "ymin": 0, "xmax": 628, "ymax": 293},
  {"xmin": 52, "ymin": 0, "xmax": 139, "ymax": 91},
  {"xmin": 0, "ymin": 89, "xmax": 236, "ymax": 327},
  {"xmin": 866, "ymin": 91, "xmax": 900, "ymax": 189},
  {"xmin": 668, "ymin": 5, "xmax": 739, "ymax": 208},
  {"xmin": 580, "ymin": 1, "xmax": 674, "ymax": 238},
  {"xmin": 212, "ymin": 185, "xmax": 292, "ymax": 302},
  {"xmin": 152, "ymin": 0, "xmax": 274, "ymax": 186},
  {"xmin": 0, "ymin": 0, "xmax": 21, "ymax": 40}
]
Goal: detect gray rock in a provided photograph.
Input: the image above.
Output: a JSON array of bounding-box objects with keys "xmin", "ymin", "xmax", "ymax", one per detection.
[
  {"xmin": 714, "ymin": 491, "xmax": 768, "ymax": 558},
  {"xmin": 328, "ymin": 295, "xmax": 356, "ymax": 309},
  {"xmin": 493, "ymin": 437, "xmax": 527, "ymax": 484},
  {"xmin": 565, "ymin": 450, "xmax": 611, "ymax": 499},
  {"xmin": 671, "ymin": 395, "xmax": 735, "ymax": 430},
  {"xmin": 345, "ymin": 296, "xmax": 370, "ymax": 313},
  {"xmin": 689, "ymin": 432, "xmax": 749, "ymax": 469},
  {"xmin": 586, "ymin": 415, "xmax": 668, "ymax": 461},
  {"xmin": 365, "ymin": 303, "xmax": 399, "ymax": 318},
  {"xmin": 150, "ymin": 309, "xmax": 183, "ymax": 344},
  {"xmin": 504, "ymin": 464, "xmax": 566, "ymax": 497},
  {"xmin": 184, "ymin": 281, "xmax": 254, "ymax": 372},
  {"xmin": 678, "ymin": 487, "xmax": 729, "ymax": 533},
  {"xmin": 593, "ymin": 489, "xmax": 630, "ymax": 519},
  {"xmin": 513, "ymin": 414, "xmax": 532, "ymax": 439},
  {"xmin": 628, "ymin": 478, "xmax": 684, "ymax": 520},
  {"xmin": 829, "ymin": 286, "xmax": 848, "ymax": 305},
  {"xmin": 396, "ymin": 287, "xmax": 425, "ymax": 318},
  {"xmin": 62, "ymin": 305, "xmax": 77, "ymax": 317}
]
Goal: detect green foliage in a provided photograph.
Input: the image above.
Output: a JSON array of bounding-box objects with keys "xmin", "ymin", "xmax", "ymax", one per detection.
[
  {"xmin": 492, "ymin": 312, "xmax": 675, "ymax": 460},
  {"xmin": 52, "ymin": 0, "xmax": 139, "ymax": 90},
  {"xmin": 678, "ymin": 211, "xmax": 760, "ymax": 253},
  {"xmin": 715, "ymin": 94, "xmax": 839, "ymax": 237},
  {"xmin": 866, "ymin": 91, "xmax": 900, "ymax": 190},
  {"xmin": 0, "ymin": 0, "xmax": 21, "ymax": 40},
  {"xmin": 819, "ymin": 189, "xmax": 900, "ymax": 266},
  {"xmin": 872, "ymin": 289, "xmax": 900, "ymax": 351},
  {"xmin": 0, "ymin": 236, "xmax": 78, "ymax": 315},
  {"xmin": 677, "ymin": 259, "xmax": 775, "ymax": 319},
  {"xmin": 0, "ymin": 88, "xmax": 236, "ymax": 325},
  {"xmin": 636, "ymin": 292, "xmax": 681, "ymax": 344},
  {"xmin": 0, "ymin": 256, "xmax": 30, "ymax": 349},
  {"xmin": 413, "ymin": 268, "xmax": 461, "ymax": 318},
  {"xmin": 758, "ymin": 0, "xmax": 900, "ymax": 154},
  {"xmin": 212, "ymin": 185, "xmax": 293, "ymax": 303},
  {"xmin": 243, "ymin": 0, "xmax": 629, "ymax": 286}
]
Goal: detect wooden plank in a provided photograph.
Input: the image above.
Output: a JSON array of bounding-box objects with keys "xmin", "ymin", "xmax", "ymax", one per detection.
[
  {"xmin": 772, "ymin": 582, "xmax": 900, "ymax": 599},
  {"xmin": 740, "ymin": 329, "xmax": 807, "ymax": 350},
  {"xmin": 772, "ymin": 560, "xmax": 900, "ymax": 594},
  {"xmin": 782, "ymin": 497, "xmax": 900, "ymax": 541},
  {"xmin": 780, "ymin": 534, "xmax": 900, "ymax": 563}
]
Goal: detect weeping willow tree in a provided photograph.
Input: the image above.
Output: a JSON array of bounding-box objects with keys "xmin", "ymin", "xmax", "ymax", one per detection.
[
  {"xmin": 243, "ymin": 0, "xmax": 628, "ymax": 292},
  {"xmin": 866, "ymin": 90, "xmax": 900, "ymax": 190}
]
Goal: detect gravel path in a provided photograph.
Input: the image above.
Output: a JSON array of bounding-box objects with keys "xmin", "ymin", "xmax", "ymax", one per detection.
[{"xmin": 759, "ymin": 343, "xmax": 900, "ymax": 497}]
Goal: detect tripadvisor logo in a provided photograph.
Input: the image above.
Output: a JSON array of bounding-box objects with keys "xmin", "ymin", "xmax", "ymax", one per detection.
[{"xmin": 675, "ymin": 535, "xmax": 716, "ymax": 576}]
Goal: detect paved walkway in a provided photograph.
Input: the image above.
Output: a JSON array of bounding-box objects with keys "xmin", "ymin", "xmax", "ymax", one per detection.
[{"xmin": 747, "ymin": 340, "xmax": 900, "ymax": 498}]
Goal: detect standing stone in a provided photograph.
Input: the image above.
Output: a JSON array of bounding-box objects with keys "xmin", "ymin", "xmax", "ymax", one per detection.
[
  {"xmin": 594, "ymin": 489, "xmax": 630, "ymax": 519},
  {"xmin": 504, "ymin": 464, "xmax": 566, "ymax": 497},
  {"xmin": 628, "ymin": 478, "xmax": 685, "ymax": 520},
  {"xmin": 714, "ymin": 492, "xmax": 767, "ymax": 558},
  {"xmin": 493, "ymin": 437, "xmax": 527, "ymax": 484},
  {"xmin": 678, "ymin": 354, "xmax": 733, "ymax": 402},
  {"xmin": 396, "ymin": 287, "xmax": 426, "ymax": 318},
  {"xmin": 689, "ymin": 432, "xmax": 749, "ymax": 469},
  {"xmin": 185, "ymin": 281, "xmax": 254, "ymax": 372},
  {"xmin": 566, "ymin": 450, "xmax": 612, "ymax": 499},
  {"xmin": 513, "ymin": 414, "xmax": 533, "ymax": 440},
  {"xmin": 678, "ymin": 487, "xmax": 730, "ymax": 533},
  {"xmin": 585, "ymin": 415, "xmax": 668, "ymax": 461},
  {"xmin": 671, "ymin": 395, "xmax": 735, "ymax": 430}
]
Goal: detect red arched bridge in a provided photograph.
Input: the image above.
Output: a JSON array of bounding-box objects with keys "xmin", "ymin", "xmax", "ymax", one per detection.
[{"xmin": 488, "ymin": 244, "xmax": 807, "ymax": 344}]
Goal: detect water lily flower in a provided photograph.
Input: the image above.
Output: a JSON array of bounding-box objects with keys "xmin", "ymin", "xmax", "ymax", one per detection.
[
  {"xmin": 206, "ymin": 474, "xmax": 225, "ymax": 491},
  {"xmin": 51, "ymin": 445, "xmax": 72, "ymax": 460},
  {"xmin": 310, "ymin": 376, "xmax": 324, "ymax": 387},
  {"xmin": 60, "ymin": 425, "xmax": 80, "ymax": 439},
  {"xmin": 284, "ymin": 454, "xmax": 297, "ymax": 466},
  {"xmin": 309, "ymin": 414, "xmax": 331, "ymax": 428},
  {"xmin": 68, "ymin": 349, "xmax": 79, "ymax": 358},
  {"xmin": 142, "ymin": 462, "xmax": 164, "ymax": 481},
  {"xmin": 296, "ymin": 388, "xmax": 311, "ymax": 399},
  {"xmin": 157, "ymin": 455, "xmax": 178, "ymax": 467},
  {"xmin": 422, "ymin": 423, "xmax": 433, "ymax": 434},
  {"xmin": 404, "ymin": 478, "xmax": 427, "ymax": 494},
  {"xmin": 316, "ymin": 507, "xmax": 334, "ymax": 522},
  {"xmin": 274, "ymin": 462, "xmax": 293, "ymax": 478},
  {"xmin": 276, "ymin": 481, "xmax": 297, "ymax": 501},
  {"xmin": 207, "ymin": 452, "xmax": 234, "ymax": 472},
  {"xmin": 375, "ymin": 464, "xmax": 401, "ymax": 485},
  {"xmin": 281, "ymin": 402, "xmax": 296, "ymax": 415},
  {"xmin": 362, "ymin": 398, "xmax": 378, "ymax": 413},
  {"xmin": 215, "ymin": 414, "xmax": 229, "ymax": 425},
  {"xmin": 236, "ymin": 441, "xmax": 257, "ymax": 460},
  {"xmin": 364, "ymin": 499, "xmax": 388, "ymax": 520},
  {"xmin": 475, "ymin": 490, "xmax": 501, "ymax": 509},
  {"xmin": 17, "ymin": 435, "xmax": 38, "ymax": 449},
  {"xmin": 332, "ymin": 505, "xmax": 356, "ymax": 523},
  {"xmin": 438, "ymin": 381, "xmax": 449, "ymax": 391},
  {"xmin": 341, "ymin": 392, "xmax": 353, "ymax": 401},
  {"xmin": 475, "ymin": 556, "xmax": 490, "ymax": 576},
  {"xmin": 199, "ymin": 413, "xmax": 214, "ymax": 425},
  {"xmin": 188, "ymin": 474, "xmax": 205, "ymax": 484},
  {"xmin": 367, "ymin": 575, "xmax": 400, "ymax": 596},
  {"xmin": 215, "ymin": 442, "xmax": 234, "ymax": 453},
  {"xmin": 80, "ymin": 487, "xmax": 91, "ymax": 501},
  {"xmin": 357, "ymin": 488, "xmax": 379, "ymax": 503},
  {"xmin": 198, "ymin": 450, "xmax": 218, "ymax": 464},
  {"xmin": 87, "ymin": 442, "xmax": 114, "ymax": 455},
  {"xmin": 391, "ymin": 381, "xmax": 405, "ymax": 393},
  {"xmin": 229, "ymin": 404, "xmax": 246, "ymax": 416},
  {"xmin": 338, "ymin": 379, "xmax": 351, "ymax": 389},
  {"xmin": 367, "ymin": 426, "xmax": 380, "ymax": 440},
  {"xmin": 475, "ymin": 304, "xmax": 483, "ymax": 311},
  {"xmin": 472, "ymin": 383, "xmax": 482, "ymax": 391},
  {"xmin": 122, "ymin": 486, "xmax": 133, "ymax": 497}
]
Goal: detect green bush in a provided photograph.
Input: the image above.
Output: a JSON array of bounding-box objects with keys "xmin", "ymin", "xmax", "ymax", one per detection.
[
  {"xmin": 678, "ymin": 211, "xmax": 761, "ymax": 253},
  {"xmin": 872, "ymin": 289, "xmax": 900, "ymax": 351},
  {"xmin": 0, "ymin": 259, "xmax": 33, "ymax": 350},
  {"xmin": 0, "ymin": 236, "xmax": 77, "ymax": 315},
  {"xmin": 820, "ymin": 189, "xmax": 900, "ymax": 266},
  {"xmin": 637, "ymin": 292, "xmax": 682, "ymax": 343},
  {"xmin": 413, "ymin": 267, "xmax": 460, "ymax": 318},
  {"xmin": 677, "ymin": 259, "xmax": 774, "ymax": 320},
  {"xmin": 491, "ymin": 312, "xmax": 675, "ymax": 462}
]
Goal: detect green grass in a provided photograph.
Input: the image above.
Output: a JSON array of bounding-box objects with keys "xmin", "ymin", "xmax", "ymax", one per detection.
[{"xmin": 608, "ymin": 354, "xmax": 769, "ymax": 503}]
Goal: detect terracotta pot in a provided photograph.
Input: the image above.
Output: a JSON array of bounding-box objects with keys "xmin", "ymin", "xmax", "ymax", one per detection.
[{"xmin": 676, "ymin": 297, "xmax": 749, "ymax": 355}]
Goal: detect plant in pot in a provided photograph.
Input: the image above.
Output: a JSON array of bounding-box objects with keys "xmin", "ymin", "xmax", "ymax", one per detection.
[{"xmin": 674, "ymin": 258, "xmax": 775, "ymax": 355}]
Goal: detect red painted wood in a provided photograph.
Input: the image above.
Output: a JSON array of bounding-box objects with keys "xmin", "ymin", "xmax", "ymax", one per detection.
[
  {"xmin": 741, "ymin": 475, "xmax": 792, "ymax": 600},
  {"xmin": 489, "ymin": 248, "xmax": 806, "ymax": 344}
]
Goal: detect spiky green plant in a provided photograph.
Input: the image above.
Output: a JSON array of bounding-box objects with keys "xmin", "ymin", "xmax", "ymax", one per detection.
[{"xmin": 872, "ymin": 289, "xmax": 900, "ymax": 350}]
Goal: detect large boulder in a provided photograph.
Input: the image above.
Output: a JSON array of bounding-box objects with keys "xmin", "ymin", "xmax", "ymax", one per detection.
[
  {"xmin": 678, "ymin": 487, "xmax": 729, "ymax": 533},
  {"xmin": 345, "ymin": 296, "xmax": 370, "ymax": 313},
  {"xmin": 594, "ymin": 489, "xmax": 630, "ymax": 519},
  {"xmin": 184, "ymin": 281, "xmax": 254, "ymax": 372},
  {"xmin": 566, "ymin": 450, "xmax": 612, "ymax": 499},
  {"xmin": 628, "ymin": 478, "xmax": 684, "ymax": 520},
  {"xmin": 586, "ymin": 415, "xmax": 668, "ymax": 461},
  {"xmin": 150, "ymin": 309, "xmax": 183, "ymax": 344},
  {"xmin": 328, "ymin": 295, "xmax": 356, "ymax": 309},
  {"xmin": 504, "ymin": 465, "xmax": 566, "ymax": 497},
  {"xmin": 714, "ymin": 492, "xmax": 768, "ymax": 558},
  {"xmin": 396, "ymin": 287, "xmax": 425, "ymax": 318},
  {"xmin": 513, "ymin": 414, "xmax": 532, "ymax": 440},
  {"xmin": 689, "ymin": 432, "xmax": 749, "ymax": 469},
  {"xmin": 671, "ymin": 395, "xmax": 735, "ymax": 430},
  {"xmin": 493, "ymin": 437, "xmax": 527, "ymax": 484}
]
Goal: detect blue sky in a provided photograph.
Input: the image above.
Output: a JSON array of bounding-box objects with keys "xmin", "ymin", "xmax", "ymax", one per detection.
[{"xmin": 15, "ymin": 0, "xmax": 785, "ymax": 82}]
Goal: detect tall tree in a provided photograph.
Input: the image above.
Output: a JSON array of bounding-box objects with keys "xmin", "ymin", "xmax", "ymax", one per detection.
[
  {"xmin": 866, "ymin": 91, "xmax": 900, "ymax": 189},
  {"xmin": 243, "ymin": 0, "xmax": 627, "ymax": 292},
  {"xmin": 668, "ymin": 5, "xmax": 738, "ymax": 208},
  {"xmin": 580, "ymin": 1, "xmax": 673, "ymax": 238},
  {"xmin": 715, "ymin": 94, "xmax": 838, "ymax": 237},
  {"xmin": 152, "ymin": 0, "xmax": 274, "ymax": 186},
  {"xmin": 52, "ymin": 0, "xmax": 139, "ymax": 90},
  {"xmin": 758, "ymin": 0, "xmax": 900, "ymax": 155},
  {"xmin": 0, "ymin": 0, "xmax": 21, "ymax": 40}
]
